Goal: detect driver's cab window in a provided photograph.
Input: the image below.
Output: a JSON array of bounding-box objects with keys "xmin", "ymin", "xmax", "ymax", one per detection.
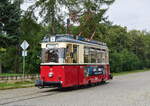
[
  {"xmin": 41, "ymin": 46, "xmax": 65, "ymax": 63},
  {"xmin": 45, "ymin": 49, "xmax": 58, "ymax": 63}
]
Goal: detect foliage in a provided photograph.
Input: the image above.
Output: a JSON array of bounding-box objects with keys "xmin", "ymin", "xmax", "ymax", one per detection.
[
  {"xmin": 68, "ymin": 0, "xmax": 114, "ymax": 38},
  {"xmin": 0, "ymin": 0, "xmax": 22, "ymax": 73},
  {"xmin": 27, "ymin": 0, "xmax": 69, "ymax": 35},
  {"xmin": 0, "ymin": 0, "xmax": 150, "ymax": 74},
  {"xmin": 110, "ymin": 49, "xmax": 141, "ymax": 72},
  {"xmin": 20, "ymin": 16, "xmax": 44, "ymax": 74},
  {"xmin": 0, "ymin": 0, "xmax": 21, "ymax": 41}
]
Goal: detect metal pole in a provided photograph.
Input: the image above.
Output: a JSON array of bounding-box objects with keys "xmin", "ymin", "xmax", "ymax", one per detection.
[
  {"xmin": 23, "ymin": 52, "xmax": 25, "ymax": 80},
  {"xmin": 67, "ymin": 18, "xmax": 70, "ymax": 34}
]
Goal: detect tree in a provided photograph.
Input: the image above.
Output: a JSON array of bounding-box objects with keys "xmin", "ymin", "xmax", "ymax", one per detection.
[
  {"xmin": 27, "ymin": 0, "xmax": 71, "ymax": 35},
  {"xmin": 0, "ymin": 0, "xmax": 21, "ymax": 41},
  {"xmin": 68, "ymin": 0, "xmax": 114, "ymax": 38},
  {"xmin": 0, "ymin": 0, "xmax": 21, "ymax": 73},
  {"xmin": 20, "ymin": 16, "xmax": 44, "ymax": 73},
  {"xmin": 127, "ymin": 30, "xmax": 147, "ymax": 68},
  {"xmin": 110, "ymin": 49, "xmax": 140, "ymax": 72}
]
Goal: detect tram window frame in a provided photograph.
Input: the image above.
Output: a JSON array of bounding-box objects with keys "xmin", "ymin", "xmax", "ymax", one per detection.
[
  {"xmin": 96, "ymin": 49, "xmax": 108, "ymax": 64},
  {"xmin": 41, "ymin": 49, "xmax": 47, "ymax": 63},
  {"xmin": 102, "ymin": 50, "xmax": 106, "ymax": 63},
  {"xmin": 84, "ymin": 46, "xmax": 109, "ymax": 64},
  {"xmin": 105, "ymin": 52, "xmax": 109, "ymax": 64},
  {"xmin": 84, "ymin": 47, "xmax": 100, "ymax": 63},
  {"xmin": 42, "ymin": 48, "xmax": 59, "ymax": 63},
  {"xmin": 90, "ymin": 48, "xmax": 96, "ymax": 63},
  {"xmin": 96, "ymin": 49, "xmax": 101, "ymax": 63},
  {"xmin": 65, "ymin": 44, "xmax": 73, "ymax": 63},
  {"xmin": 65, "ymin": 44, "xmax": 79, "ymax": 63},
  {"xmin": 73, "ymin": 45, "xmax": 79, "ymax": 63},
  {"xmin": 84, "ymin": 47, "xmax": 90, "ymax": 63}
]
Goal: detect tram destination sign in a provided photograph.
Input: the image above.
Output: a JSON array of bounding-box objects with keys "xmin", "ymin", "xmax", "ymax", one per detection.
[{"xmin": 21, "ymin": 40, "xmax": 29, "ymax": 50}]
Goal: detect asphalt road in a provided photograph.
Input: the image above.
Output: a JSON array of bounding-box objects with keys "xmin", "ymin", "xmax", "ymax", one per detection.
[{"xmin": 0, "ymin": 71, "xmax": 150, "ymax": 106}]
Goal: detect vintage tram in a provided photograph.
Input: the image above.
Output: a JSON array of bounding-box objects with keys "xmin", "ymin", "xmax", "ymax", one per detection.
[{"xmin": 35, "ymin": 34, "xmax": 113, "ymax": 88}]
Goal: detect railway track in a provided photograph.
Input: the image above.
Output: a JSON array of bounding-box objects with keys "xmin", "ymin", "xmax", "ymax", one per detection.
[
  {"xmin": 0, "ymin": 83, "xmax": 107, "ymax": 105},
  {"xmin": 0, "ymin": 88, "xmax": 59, "ymax": 105}
]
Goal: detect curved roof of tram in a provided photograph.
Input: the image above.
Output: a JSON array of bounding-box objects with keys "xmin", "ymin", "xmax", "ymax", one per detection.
[{"xmin": 42, "ymin": 34, "xmax": 107, "ymax": 46}]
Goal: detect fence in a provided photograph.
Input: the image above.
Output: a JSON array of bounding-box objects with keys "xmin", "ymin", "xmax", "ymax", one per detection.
[{"xmin": 0, "ymin": 74, "xmax": 40, "ymax": 83}]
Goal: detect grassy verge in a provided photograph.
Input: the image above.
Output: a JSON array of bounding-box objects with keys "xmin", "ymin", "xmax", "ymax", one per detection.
[
  {"xmin": 112, "ymin": 69, "xmax": 150, "ymax": 76},
  {"xmin": 0, "ymin": 73, "xmax": 22, "ymax": 77},
  {"xmin": 0, "ymin": 73, "xmax": 38, "ymax": 77},
  {"xmin": 0, "ymin": 81, "xmax": 34, "ymax": 90}
]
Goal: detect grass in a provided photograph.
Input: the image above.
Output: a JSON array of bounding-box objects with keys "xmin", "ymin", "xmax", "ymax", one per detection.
[
  {"xmin": 0, "ymin": 73, "xmax": 37, "ymax": 77},
  {"xmin": 112, "ymin": 69, "xmax": 150, "ymax": 76},
  {"xmin": 0, "ymin": 73, "xmax": 22, "ymax": 77},
  {"xmin": 0, "ymin": 81, "xmax": 34, "ymax": 90},
  {"xmin": 0, "ymin": 73, "xmax": 37, "ymax": 90}
]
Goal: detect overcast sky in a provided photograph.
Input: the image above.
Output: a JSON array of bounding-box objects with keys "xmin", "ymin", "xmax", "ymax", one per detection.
[
  {"xmin": 107, "ymin": 0, "xmax": 150, "ymax": 31},
  {"xmin": 22, "ymin": 0, "xmax": 150, "ymax": 31}
]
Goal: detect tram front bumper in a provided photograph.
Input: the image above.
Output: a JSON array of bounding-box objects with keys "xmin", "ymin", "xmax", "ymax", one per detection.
[{"xmin": 35, "ymin": 80, "xmax": 62, "ymax": 88}]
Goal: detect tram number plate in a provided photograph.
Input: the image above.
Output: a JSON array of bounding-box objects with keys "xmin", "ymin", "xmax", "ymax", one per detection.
[{"xmin": 46, "ymin": 44, "xmax": 57, "ymax": 48}]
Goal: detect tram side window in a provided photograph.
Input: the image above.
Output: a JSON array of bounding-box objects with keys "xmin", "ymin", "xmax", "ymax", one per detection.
[
  {"xmin": 84, "ymin": 48, "xmax": 89, "ymax": 63},
  {"xmin": 65, "ymin": 44, "xmax": 73, "ymax": 63},
  {"xmin": 102, "ymin": 51, "xmax": 106, "ymax": 63},
  {"xmin": 84, "ymin": 47, "xmax": 108, "ymax": 64},
  {"xmin": 96, "ymin": 49, "xmax": 107, "ymax": 63},
  {"xmin": 65, "ymin": 44, "xmax": 79, "ymax": 63},
  {"xmin": 105, "ymin": 52, "xmax": 109, "ymax": 63},
  {"xmin": 73, "ymin": 45, "xmax": 78, "ymax": 63},
  {"xmin": 96, "ymin": 49, "xmax": 101, "ymax": 63},
  {"xmin": 91, "ymin": 48, "xmax": 96, "ymax": 63},
  {"xmin": 100, "ymin": 51, "xmax": 103, "ymax": 63},
  {"xmin": 58, "ymin": 48, "xmax": 65, "ymax": 63}
]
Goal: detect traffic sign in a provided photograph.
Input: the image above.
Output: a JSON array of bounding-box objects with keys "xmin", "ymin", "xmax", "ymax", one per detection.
[
  {"xmin": 20, "ymin": 40, "xmax": 29, "ymax": 79},
  {"xmin": 22, "ymin": 50, "xmax": 27, "ymax": 57},
  {"xmin": 21, "ymin": 40, "xmax": 29, "ymax": 50}
]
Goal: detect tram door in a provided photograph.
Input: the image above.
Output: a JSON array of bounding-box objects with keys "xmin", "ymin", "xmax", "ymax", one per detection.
[
  {"xmin": 65, "ymin": 44, "xmax": 79, "ymax": 86},
  {"xmin": 73, "ymin": 45, "xmax": 80, "ymax": 86}
]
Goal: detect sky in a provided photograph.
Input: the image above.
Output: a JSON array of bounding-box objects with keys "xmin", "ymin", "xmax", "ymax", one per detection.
[
  {"xmin": 107, "ymin": 0, "xmax": 150, "ymax": 31},
  {"xmin": 22, "ymin": 0, "xmax": 150, "ymax": 31}
]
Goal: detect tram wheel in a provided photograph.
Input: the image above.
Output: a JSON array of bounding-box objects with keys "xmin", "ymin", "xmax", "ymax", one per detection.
[{"xmin": 101, "ymin": 80, "xmax": 106, "ymax": 84}]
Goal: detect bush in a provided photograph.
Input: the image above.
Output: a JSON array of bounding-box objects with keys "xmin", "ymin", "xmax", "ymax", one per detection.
[{"xmin": 110, "ymin": 49, "xmax": 141, "ymax": 73}]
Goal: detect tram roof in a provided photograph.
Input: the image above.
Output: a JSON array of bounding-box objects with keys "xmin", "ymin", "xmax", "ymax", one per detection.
[{"xmin": 42, "ymin": 34, "xmax": 107, "ymax": 46}]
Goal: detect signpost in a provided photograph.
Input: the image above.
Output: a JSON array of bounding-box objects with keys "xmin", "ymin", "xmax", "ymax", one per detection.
[{"xmin": 20, "ymin": 40, "xmax": 29, "ymax": 79}]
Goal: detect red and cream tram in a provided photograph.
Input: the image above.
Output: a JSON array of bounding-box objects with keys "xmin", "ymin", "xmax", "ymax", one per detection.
[{"xmin": 35, "ymin": 34, "xmax": 113, "ymax": 88}]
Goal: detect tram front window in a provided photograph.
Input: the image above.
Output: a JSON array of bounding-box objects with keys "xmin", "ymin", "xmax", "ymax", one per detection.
[{"xmin": 42, "ymin": 48, "xmax": 65, "ymax": 63}]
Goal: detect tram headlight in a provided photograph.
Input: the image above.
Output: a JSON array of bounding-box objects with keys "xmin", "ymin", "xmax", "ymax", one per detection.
[
  {"xmin": 48, "ymin": 72, "xmax": 54, "ymax": 77},
  {"xmin": 98, "ymin": 68, "xmax": 102, "ymax": 71}
]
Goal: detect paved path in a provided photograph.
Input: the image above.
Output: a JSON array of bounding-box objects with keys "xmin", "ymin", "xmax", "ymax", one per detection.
[{"xmin": 0, "ymin": 71, "xmax": 150, "ymax": 106}]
